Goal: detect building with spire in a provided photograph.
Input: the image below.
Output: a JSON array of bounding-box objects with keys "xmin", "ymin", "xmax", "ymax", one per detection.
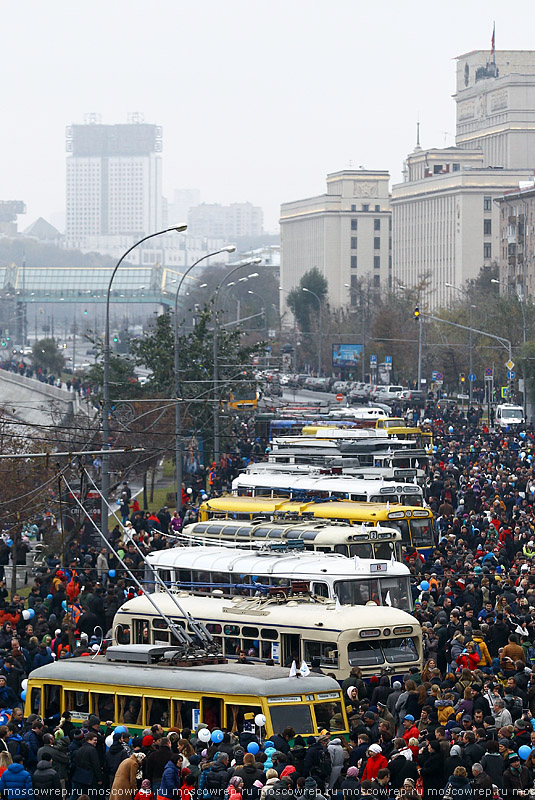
[{"xmin": 392, "ymin": 45, "xmax": 535, "ymax": 308}]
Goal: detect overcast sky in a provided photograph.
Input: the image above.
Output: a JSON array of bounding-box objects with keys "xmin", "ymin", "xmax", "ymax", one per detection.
[{"xmin": 3, "ymin": 0, "xmax": 535, "ymax": 233}]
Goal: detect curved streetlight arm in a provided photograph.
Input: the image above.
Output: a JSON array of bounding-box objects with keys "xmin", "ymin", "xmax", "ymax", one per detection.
[
  {"xmin": 102, "ymin": 225, "xmax": 186, "ymax": 536},
  {"xmin": 302, "ymin": 287, "xmax": 322, "ymax": 376},
  {"xmin": 173, "ymin": 245, "xmax": 235, "ymax": 512},
  {"xmin": 213, "ymin": 260, "xmax": 262, "ymax": 463}
]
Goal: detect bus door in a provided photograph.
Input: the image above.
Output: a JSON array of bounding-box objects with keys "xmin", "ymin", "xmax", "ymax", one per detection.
[
  {"xmin": 201, "ymin": 696, "xmax": 222, "ymax": 729},
  {"xmin": 281, "ymin": 633, "xmax": 301, "ymax": 666}
]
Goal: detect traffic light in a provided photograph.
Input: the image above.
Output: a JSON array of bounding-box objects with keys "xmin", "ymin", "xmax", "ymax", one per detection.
[
  {"xmin": 1, "ymin": 341, "xmax": 6, "ymax": 348},
  {"xmin": 413, "ymin": 306, "xmax": 420, "ymax": 319},
  {"xmin": 460, "ymin": 373, "xmax": 465, "ymax": 383},
  {"xmin": 113, "ymin": 335, "xmax": 119, "ymax": 344}
]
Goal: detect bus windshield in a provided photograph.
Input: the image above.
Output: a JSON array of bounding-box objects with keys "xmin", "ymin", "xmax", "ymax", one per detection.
[
  {"xmin": 347, "ymin": 637, "xmax": 419, "ymax": 667},
  {"xmin": 334, "ymin": 576, "xmax": 412, "ymax": 611},
  {"xmin": 411, "ymin": 518, "xmax": 435, "ymax": 547}
]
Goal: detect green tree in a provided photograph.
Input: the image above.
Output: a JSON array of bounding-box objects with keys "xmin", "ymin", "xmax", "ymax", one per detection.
[
  {"xmin": 286, "ymin": 267, "xmax": 328, "ymax": 332},
  {"xmin": 31, "ymin": 338, "xmax": 65, "ymax": 375},
  {"xmin": 131, "ymin": 307, "xmax": 263, "ymax": 458}
]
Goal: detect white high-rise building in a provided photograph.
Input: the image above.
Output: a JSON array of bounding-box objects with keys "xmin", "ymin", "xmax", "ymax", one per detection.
[
  {"xmin": 65, "ymin": 115, "xmax": 162, "ymax": 252},
  {"xmin": 280, "ymin": 170, "xmax": 391, "ymax": 308},
  {"xmin": 392, "ymin": 50, "xmax": 535, "ymax": 308},
  {"xmin": 188, "ymin": 202, "xmax": 263, "ymax": 239}
]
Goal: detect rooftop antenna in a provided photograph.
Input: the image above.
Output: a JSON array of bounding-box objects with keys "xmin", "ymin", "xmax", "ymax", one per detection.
[{"xmin": 415, "ymin": 115, "xmax": 421, "ymax": 152}]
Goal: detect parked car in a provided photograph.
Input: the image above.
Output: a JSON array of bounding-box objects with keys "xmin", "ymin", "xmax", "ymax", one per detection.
[{"xmin": 372, "ymin": 385, "xmax": 404, "ymax": 403}]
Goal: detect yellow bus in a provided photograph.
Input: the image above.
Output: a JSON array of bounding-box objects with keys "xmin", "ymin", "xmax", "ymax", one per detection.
[
  {"xmin": 199, "ymin": 496, "xmax": 436, "ymax": 558},
  {"xmin": 26, "ymin": 645, "xmax": 348, "ymax": 737}
]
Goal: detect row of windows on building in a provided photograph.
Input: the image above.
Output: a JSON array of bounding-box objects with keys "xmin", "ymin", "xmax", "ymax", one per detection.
[
  {"xmin": 350, "ymin": 218, "xmax": 391, "ymax": 230},
  {"xmin": 350, "ymin": 204, "xmax": 386, "ymax": 213},
  {"xmin": 350, "ymin": 236, "xmax": 391, "ymax": 250},
  {"xmin": 350, "ymin": 255, "xmax": 393, "ymax": 270}
]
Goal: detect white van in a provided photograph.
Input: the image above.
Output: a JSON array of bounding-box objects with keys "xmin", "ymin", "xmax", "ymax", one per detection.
[
  {"xmin": 373, "ymin": 385, "xmax": 404, "ymax": 403},
  {"xmin": 495, "ymin": 403, "xmax": 524, "ymax": 428}
]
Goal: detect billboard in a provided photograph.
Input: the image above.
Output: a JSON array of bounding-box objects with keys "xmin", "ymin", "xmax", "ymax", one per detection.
[{"xmin": 332, "ymin": 343, "xmax": 363, "ymax": 368}]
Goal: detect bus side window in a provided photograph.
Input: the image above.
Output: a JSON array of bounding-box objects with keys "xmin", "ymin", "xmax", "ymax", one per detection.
[
  {"xmin": 118, "ymin": 696, "xmax": 142, "ymax": 725},
  {"xmin": 92, "ymin": 693, "xmax": 114, "ymax": 721},
  {"xmin": 226, "ymin": 704, "xmax": 262, "ymax": 734},
  {"xmin": 64, "ymin": 689, "xmax": 88, "ymax": 715},
  {"xmin": 334, "ymin": 545, "xmax": 349, "ymax": 556},
  {"xmin": 134, "ymin": 619, "xmax": 149, "ymax": 644},
  {"xmin": 202, "ymin": 697, "xmax": 222, "ymax": 729},
  {"xmin": 145, "ymin": 697, "xmax": 170, "ymax": 728},
  {"xmin": 172, "ymin": 699, "xmax": 200, "ymax": 729},
  {"xmin": 313, "ymin": 582, "xmax": 329, "ymax": 598},
  {"xmin": 30, "ymin": 687, "xmax": 41, "ymax": 716},
  {"xmin": 115, "ymin": 625, "xmax": 130, "ymax": 644},
  {"xmin": 44, "ymin": 685, "xmax": 61, "ymax": 718}
]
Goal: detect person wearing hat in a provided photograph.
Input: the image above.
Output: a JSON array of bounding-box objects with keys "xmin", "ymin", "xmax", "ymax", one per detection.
[
  {"xmin": 419, "ymin": 740, "xmax": 445, "ymax": 800},
  {"xmin": 401, "ymin": 716, "xmax": 419, "ymax": 745},
  {"xmin": 339, "ymin": 766, "xmax": 360, "ymax": 800},
  {"xmin": 503, "ymin": 751, "xmax": 531, "ymax": 795},
  {"xmin": 361, "ymin": 744, "xmax": 387, "ymax": 782},
  {"xmin": 302, "ymin": 734, "xmax": 331, "ymax": 790},
  {"xmin": 106, "ymin": 730, "xmax": 132, "ymax": 776}
]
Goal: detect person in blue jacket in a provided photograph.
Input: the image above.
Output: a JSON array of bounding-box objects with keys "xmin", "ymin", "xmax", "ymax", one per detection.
[{"xmin": 0, "ymin": 755, "xmax": 33, "ymax": 799}]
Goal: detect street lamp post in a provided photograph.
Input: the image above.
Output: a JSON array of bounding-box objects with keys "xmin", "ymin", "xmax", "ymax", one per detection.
[
  {"xmin": 247, "ymin": 289, "xmax": 267, "ymax": 339},
  {"xmin": 344, "ymin": 283, "xmax": 366, "ymax": 381},
  {"xmin": 102, "ymin": 225, "xmax": 187, "ymax": 537},
  {"xmin": 279, "ymin": 287, "xmax": 299, "ymax": 373},
  {"xmin": 213, "ymin": 260, "xmax": 261, "ymax": 464},
  {"xmin": 173, "ymin": 246, "xmax": 236, "ymax": 513},
  {"xmin": 399, "ymin": 285, "xmax": 422, "ymax": 390},
  {"xmin": 302, "ymin": 287, "xmax": 322, "ymax": 376},
  {"xmin": 445, "ymin": 283, "xmax": 475, "ymax": 405}
]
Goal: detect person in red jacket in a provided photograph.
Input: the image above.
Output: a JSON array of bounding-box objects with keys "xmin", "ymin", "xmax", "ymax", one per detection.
[
  {"xmin": 361, "ymin": 744, "xmax": 388, "ymax": 781},
  {"xmin": 456, "ymin": 641, "xmax": 480, "ymax": 671},
  {"xmin": 402, "ymin": 715, "xmax": 420, "ymax": 744}
]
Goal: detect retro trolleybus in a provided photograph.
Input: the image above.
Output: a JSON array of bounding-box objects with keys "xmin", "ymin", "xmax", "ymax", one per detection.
[
  {"xmin": 198, "ymin": 496, "xmax": 437, "ymax": 558},
  {"xmin": 179, "ymin": 517, "xmax": 403, "ymax": 561},
  {"xmin": 113, "ymin": 593, "xmax": 422, "ymax": 682},
  {"xmin": 25, "ymin": 644, "xmax": 350, "ymax": 737},
  {"xmin": 144, "ymin": 546, "xmax": 413, "ymax": 610}
]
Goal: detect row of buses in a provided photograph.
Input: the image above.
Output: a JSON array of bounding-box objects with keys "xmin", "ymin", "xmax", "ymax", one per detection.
[{"xmin": 26, "ymin": 406, "xmax": 433, "ymax": 741}]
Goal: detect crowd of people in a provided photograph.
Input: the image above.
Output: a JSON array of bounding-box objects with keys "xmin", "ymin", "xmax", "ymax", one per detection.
[{"xmin": 1, "ymin": 413, "xmax": 535, "ymax": 798}]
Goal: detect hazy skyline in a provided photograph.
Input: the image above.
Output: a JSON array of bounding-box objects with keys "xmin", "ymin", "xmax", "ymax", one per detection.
[{"xmin": 3, "ymin": 0, "xmax": 535, "ymax": 234}]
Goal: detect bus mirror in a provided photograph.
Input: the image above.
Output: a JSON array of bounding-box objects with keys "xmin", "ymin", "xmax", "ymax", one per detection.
[{"xmin": 328, "ymin": 650, "xmax": 338, "ymax": 660}]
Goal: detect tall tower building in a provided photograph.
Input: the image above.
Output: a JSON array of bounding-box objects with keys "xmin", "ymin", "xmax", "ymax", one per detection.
[
  {"xmin": 455, "ymin": 50, "xmax": 535, "ymax": 168},
  {"xmin": 65, "ymin": 114, "xmax": 162, "ymax": 249}
]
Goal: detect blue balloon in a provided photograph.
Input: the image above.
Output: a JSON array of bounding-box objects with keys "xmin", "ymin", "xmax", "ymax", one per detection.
[
  {"xmin": 265, "ymin": 747, "xmax": 276, "ymax": 756},
  {"xmin": 20, "ymin": 690, "xmax": 26, "ymax": 702},
  {"xmin": 247, "ymin": 742, "xmax": 259, "ymax": 754},
  {"xmin": 264, "ymin": 741, "xmax": 274, "ymax": 749},
  {"xmin": 108, "ymin": 570, "xmax": 116, "ymax": 578},
  {"xmin": 419, "ymin": 581, "xmax": 430, "ymax": 591},
  {"xmin": 28, "ymin": 608, "xmax": 35, "ymax": 619},
  {"xmin": 211, "ymin": 729, "xmax": 224, "ymax": 744},
  {"xmin": 6, "ymin": 540, "xmax": 12, "ymax": 547},
  {"xmin": 114, "ymin": 726, "xmax": 126, "ymax": 735},
  {"xmin": 47, "ymin": 594, "xmax": 53, "ymax": 600},
  {"xmin": 519, "ymin": 745, "xmax": 532, "ymax": 761},
  {"xmin": 61, "ymin": 601, "xmax": 67, "ymax": 611}
]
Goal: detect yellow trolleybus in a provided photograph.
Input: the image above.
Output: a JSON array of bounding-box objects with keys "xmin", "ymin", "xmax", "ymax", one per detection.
[{"xmin": 25, "ymin": 645, "xmax": 349, "ymax": 737}]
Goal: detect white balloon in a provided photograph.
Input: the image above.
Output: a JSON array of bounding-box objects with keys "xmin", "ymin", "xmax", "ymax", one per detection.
[
  {"xmin": 105, "ymin": 734, "xmax": 113, "ymax": 749},
  {"xmin": 197, "ymin": 728, "xmax": 211, "ymax": 743},
  {"xmin": 254, "ymin": 714, "xmax": 266, "ymax": 727},
  {"xmin": 22, "ymin": 610, "xmax": 30, "ymax": 621},
  {"xmin": 21, "ymin": 680, "xmax": 28, "ymax": 691}
]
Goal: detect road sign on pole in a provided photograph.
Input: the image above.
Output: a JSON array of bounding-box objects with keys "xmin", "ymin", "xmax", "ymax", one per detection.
[
  {"xmin": 385, "ymin": 356, "xmax": 392, "ymax": 364},
  {"xmin": 370, "ymin": 355, "xmax": 377, "ymax": 364},
  {"xmin": 336, "ymin": 393, "xmax": 344, "ymax": 402},
  {"xmin": 484, "ymin": 367, "xmax": 493, "ymax": 378},
  {"xmin": 507, "ymin": 370, "xmax": 515, "ymax": 380},
  {"xmin": 506, "ymin": 360, "xmax": 514, "ymax": 370},
  {"xmin": 468, "ymin": 373, "xmax": 476, "ymax": 382}
]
